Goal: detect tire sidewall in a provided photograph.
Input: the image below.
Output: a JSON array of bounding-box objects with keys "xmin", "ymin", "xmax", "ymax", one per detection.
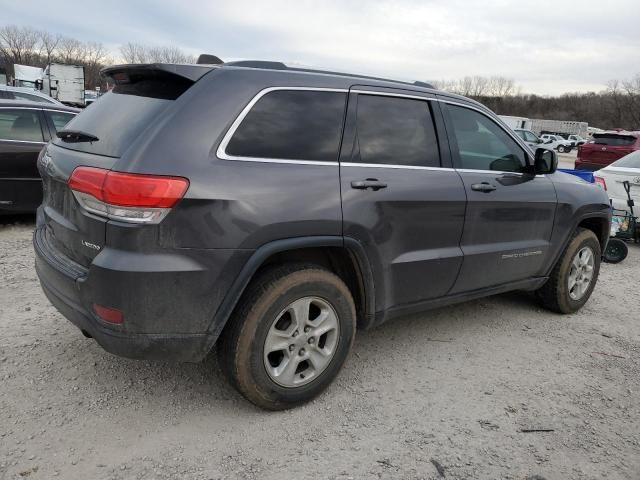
[
  {"xmin": 556, "ymin": 231, "xmax": 601, "ymax": 312},
  {"xmin": 235, "ymin": 270, "xmax": 355, "ymax": 408}
]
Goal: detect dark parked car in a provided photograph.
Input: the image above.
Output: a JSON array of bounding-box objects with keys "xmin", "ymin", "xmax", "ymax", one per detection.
[
  {"xmin": 576, "ymin": 130, "xmax": 640, "ymax": 171},
  {"xmin": 34, "ymin": 61, "xmax": 611, "ymax": 410},
  {"xmin": 0, "ymin": 101, "xmax": 77, "ymax": 213}
]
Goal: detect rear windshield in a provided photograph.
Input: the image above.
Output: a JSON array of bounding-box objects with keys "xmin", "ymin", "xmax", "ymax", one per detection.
[
  {"xmin": 592, "ymin": 134, "xmax": 637, "ymax": 146},
  {"xmin": 51, "ymin": 72, "xmax": 192, "ymax": 158},
  {"xmin": 611, "ymin": 151, "xmax": 640, "ymax": 169}
]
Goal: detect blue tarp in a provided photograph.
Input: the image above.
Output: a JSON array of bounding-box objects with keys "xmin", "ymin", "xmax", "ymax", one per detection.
[{"xmin": 558, "ymin": 169, "xmax": 595, "ymax": 183}]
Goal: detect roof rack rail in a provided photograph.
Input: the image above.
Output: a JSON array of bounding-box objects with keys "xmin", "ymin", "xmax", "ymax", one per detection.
[
  {"xmin": 413, "ymin": 80, "xmax": 434, "ymax": 89},
  {"xmin": 224, "ymin": 60, "xmax": 288, "ymax": 70},
  {"xmin": 217, "ymin": 57, "xmax": 438, "ymax": 90}
]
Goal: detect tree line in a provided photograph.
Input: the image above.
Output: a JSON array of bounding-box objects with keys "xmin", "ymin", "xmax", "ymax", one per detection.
[
  {"xmin": 1, "ymin": 24, "xmax": 638, "ymax": 130},
  {"xmin": 432, "ymin": 75, "xmax": 640, "ymax": 130},
  {"xmin": 0, "ymin": 25, "xmax": 195, "ymax": 90}
]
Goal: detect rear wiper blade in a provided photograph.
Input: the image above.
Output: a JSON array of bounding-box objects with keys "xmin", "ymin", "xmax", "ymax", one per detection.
[{"xmin": 56, "ymin": 130, "xmax": 99, "ymax": 143}]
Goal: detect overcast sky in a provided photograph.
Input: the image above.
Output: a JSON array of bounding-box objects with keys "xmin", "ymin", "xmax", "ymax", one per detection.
[{"xmin": 3, "ymin": 0, "xmax": 639, "ymax": 95}]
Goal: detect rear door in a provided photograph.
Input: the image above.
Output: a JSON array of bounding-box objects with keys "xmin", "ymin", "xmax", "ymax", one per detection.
[
  {"xmin": 0, "ymin": 107, "xmax": 47, "ymax": 212},
  {"xmin": 340, "ymin": 87, "xmax": 466, "ymax": 313},
  {"xmin": 439, "ymin": 100, "xmax": 557, "ymax": 294}
]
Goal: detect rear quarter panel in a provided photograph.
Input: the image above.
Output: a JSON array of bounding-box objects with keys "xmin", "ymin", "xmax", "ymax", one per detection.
[{"xmin": 110, "ymin": 68, "xmax": 345, "ymax": 250}]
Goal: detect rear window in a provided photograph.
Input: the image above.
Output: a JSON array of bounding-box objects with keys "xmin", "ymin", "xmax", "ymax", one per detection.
[
  {"xmin": 592, "ymin": 134, "xmax": 637, "ymax": 146},
  {"xmin": 52, "ymin": 91, "xmax": 173, "ymax": 157},
  {"xmin": 51, "ymin": 71, "xmax": 194, "ymax": 157},
  {"xmin": 611, "ymin": 151, "xmax": 640, "ymax": 169},
  {"xmin": 225, "ymin": 90, "xmax": 346, "ymax": 162}
]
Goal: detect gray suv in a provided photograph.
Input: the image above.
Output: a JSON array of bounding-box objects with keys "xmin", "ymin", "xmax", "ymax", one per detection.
[{"xmin": 34, "ymin": 61, "xmax": 611, "ymax": 409}]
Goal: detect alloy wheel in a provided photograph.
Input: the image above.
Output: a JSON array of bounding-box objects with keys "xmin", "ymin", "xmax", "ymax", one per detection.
[
  {"xmin": 568, "ymin": 246, "xmax": 595, "ymax": 300},
  {"xmin": 263, "ymin": 296, "xmax": 340, "ymax": 387}
]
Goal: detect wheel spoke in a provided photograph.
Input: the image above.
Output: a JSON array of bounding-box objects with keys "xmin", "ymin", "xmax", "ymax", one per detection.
[
  {"xmin": 290, "ymin": 298, "xmax": 312, "ymax": 329},
  {"xmin": 276, "ymin": 354, "xmax": 301, "ymax": 385},
  {"xmin": 264, "ymin": 335, "xmax": 289, "ymax": 354},
  {"xmin": 308, "ymin": 348, "xmax": 331, "ymax": 371}
]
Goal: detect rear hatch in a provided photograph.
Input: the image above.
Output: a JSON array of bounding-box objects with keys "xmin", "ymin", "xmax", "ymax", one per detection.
[
  {"xmin": 579, "ymin": 133, "xmax": 638, "ymax": 166},
  {"xmin": 37, "ymin": 64, "xmax": 211, "ymax": 269}
]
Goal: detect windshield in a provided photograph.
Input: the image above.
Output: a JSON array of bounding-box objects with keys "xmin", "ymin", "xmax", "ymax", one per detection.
[
  {"xmin": 611, "ymin": 151, "xmax": 640, "ymax": 169},
  {"xmin": 592, "ymin": 134, "xmax": 636, "ymax": 146}
]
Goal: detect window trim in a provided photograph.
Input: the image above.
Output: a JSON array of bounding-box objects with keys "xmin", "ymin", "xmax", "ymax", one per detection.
[
  {"xmin": 0, "ymin": 107, "xmax": 47, "ymax": 144},
  {"xmin": 216, "ymin": 86, "xmax": 349, "ymax": 166}
]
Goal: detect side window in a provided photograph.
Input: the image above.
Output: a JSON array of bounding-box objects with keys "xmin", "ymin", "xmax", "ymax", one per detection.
[
  {"xmin": 225, "ymin": 90, "xmax": 346, "ymax": 162},
  {"xmin": 524, "ymin": 131, "xmax": 539, "ymax": 143},
  {"xmin": 46, "ymin": 111, "xmax": 75, "ymax": 132},
  {"xmin": 446, "ymin": 104, "xmax": 527, "ymax": 172},
  {"xmin": 0, "ymin": 90, "xmax": 16, "ymax": 100},
  {"xmin": 0, "ymin": 109, "xmax": 44, "ymax": 142},
  {"xmin": 354, "ymin": 94, "xmax": 440, "ymax": 167}
]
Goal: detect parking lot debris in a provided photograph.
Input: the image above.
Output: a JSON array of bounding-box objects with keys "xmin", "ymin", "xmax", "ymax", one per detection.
[
  {"xmin": 591, "ymin": 352, "xmax": 626, "ymax": 359},
  {"xmin": 430, "ymin": 458, "xmax": 446, "ymax": 477},
  {"xmin": 479, "ymin": 420, "xmax": 500, "ymax": 430},
  {"xmin": 520, "ymin": 429, "xmax": 555, "ymax": 433}
]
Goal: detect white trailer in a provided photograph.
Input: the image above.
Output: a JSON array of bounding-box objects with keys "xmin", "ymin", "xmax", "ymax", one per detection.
[
  {"xmin": 530, "ymin": 119, "xmax": 588, "ymax": 138},
  {"xmin": 13, "ymin": 64, "xmax": 43, "ymax": 88},
  {"xmin": 499, "ymin": 115, "xmax": 532, "ymax": 130},
  {"xmin": 41, "ymin": 63, "xmax": 85, "ymax": 107}
]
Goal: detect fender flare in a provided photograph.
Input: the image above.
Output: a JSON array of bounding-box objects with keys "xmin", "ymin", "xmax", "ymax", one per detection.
[
  {"xmin": 546, "ymin": 210, "xmax": 611, "ymax": 277},
  {"xmin": 205, "ymin": 235, "xmax": 376, "ymax": 347}
]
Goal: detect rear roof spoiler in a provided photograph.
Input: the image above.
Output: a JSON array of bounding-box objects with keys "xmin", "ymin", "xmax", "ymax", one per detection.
[{"xmin": 101, "ymin": 63, "xmax": 216, "ymax": 83}]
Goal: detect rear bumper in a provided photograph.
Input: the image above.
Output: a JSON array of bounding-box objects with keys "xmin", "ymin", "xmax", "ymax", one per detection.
[
  {"xmin": 33, "ymin": 224, "xmax": 250, "ymax": 362},
  {"xmin": 38, "ymin": 277, "xmax": 209, "ymax": 361}
]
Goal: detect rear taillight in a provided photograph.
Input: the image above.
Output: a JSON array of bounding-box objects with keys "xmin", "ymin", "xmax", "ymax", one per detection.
[
  {"xmin": 68, "ymin": 167, "xmax": 189, "ymax": 224},
  {"xmin": 594, "ymin": 176, "xmax": 607, "ymax": 190}
]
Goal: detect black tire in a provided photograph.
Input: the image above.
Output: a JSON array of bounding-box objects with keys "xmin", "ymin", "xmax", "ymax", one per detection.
[
  {"xmin": 557, "ymin": 145, "xmax": 566, "ymax": 153},
  {"xmin": 537, "ymin": 228, "xmax": 601, "ymax": 314},
  {"xmin": 217, "ymin": 264, "xmax": 356, "ymax": 410},
  {"xmin": 603, "ymin": 238, "xmax": 628, "ymax": 264}
]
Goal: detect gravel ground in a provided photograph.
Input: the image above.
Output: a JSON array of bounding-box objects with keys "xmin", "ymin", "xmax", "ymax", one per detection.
[{"xmin": 1, "ymin": 216, "xmax": 639, "ymax": 480}]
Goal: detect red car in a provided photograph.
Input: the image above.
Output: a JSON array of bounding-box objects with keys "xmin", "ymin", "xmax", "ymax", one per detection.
[{"xmin": 576, "ymin": 130, "xmax": 640, "ymax": 171}]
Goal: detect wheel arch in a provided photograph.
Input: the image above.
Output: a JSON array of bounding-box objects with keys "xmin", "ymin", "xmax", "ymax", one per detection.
[
  {"xmin": 577, "ymin": 215, "xmax": 610, "ymax": 251},
  {"xmin": 206, "ymin": 236, "xmax": 376, "ymax": 351}
]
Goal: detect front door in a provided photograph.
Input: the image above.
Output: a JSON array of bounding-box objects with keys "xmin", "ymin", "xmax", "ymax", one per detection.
[
  {"xmin": 340, "ymin": 88, "xmax": 466, "ymax": 313},
  {"xmin": 440, "ymin": 100, "xmax": 558, "ymax": 294}
]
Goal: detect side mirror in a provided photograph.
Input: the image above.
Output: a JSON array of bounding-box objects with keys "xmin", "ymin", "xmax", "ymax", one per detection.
[
  {"xmin": 537, "ymin": 138, "xmax": 543, "ymax": 144},
  {"xmin": 34, "ymin": 79, "xmax": 43, "ymax": 90},
  {"xmin": 534, "ymin": 148, "xmax": 557, "ymax": 174}
]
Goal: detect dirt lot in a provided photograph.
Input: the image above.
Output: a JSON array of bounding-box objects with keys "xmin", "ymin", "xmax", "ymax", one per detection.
[{"xmin": 1, "ymin": 216, "xmax": 639, "ymax": 480}]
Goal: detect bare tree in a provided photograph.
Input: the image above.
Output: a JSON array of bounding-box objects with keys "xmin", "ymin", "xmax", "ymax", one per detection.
[
  {"xmin": 39, "ymin": 30, "xmax": 62, "ymax": 65},
  {"xmin": 120, "ymin": 42, "xmax": 194, "ymax": 64},
  {"xmin": 0, "ymin": 25, "xmax": 42, "ymax": 71},
  {"xmin": 58, "ymin": 36, "xmax": 87, "ymax": 64},
  {"xmin": 120, "ymin": 42, "xmax": 147, "ymax": 64}
]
